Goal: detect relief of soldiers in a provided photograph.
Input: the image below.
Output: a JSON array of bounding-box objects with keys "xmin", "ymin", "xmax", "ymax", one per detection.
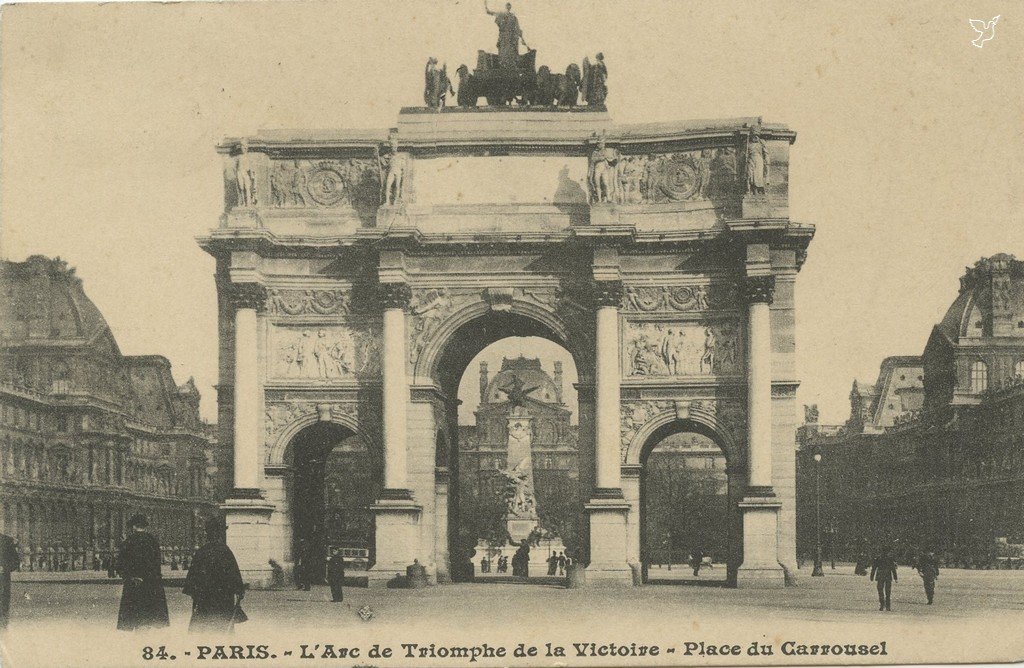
[{"xmin": 700, "ymin": 327, "xmax": 717, "ymax": 375}]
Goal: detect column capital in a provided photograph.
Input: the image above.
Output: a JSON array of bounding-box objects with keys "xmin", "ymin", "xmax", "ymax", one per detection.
[
  {"xmin": 593, "ymin": 279, "xmax": 624, "ymax": 308},
  {"xmin": 378, "ymin": 282, "xmax": 412, "ymax": 310},
  {"xmin": 226, "ymin": 283, "xmax": 267, "ymax": 312},
  {"xmin": 740, "ymin": 275, "xmax": 776, "ymax": 305}
]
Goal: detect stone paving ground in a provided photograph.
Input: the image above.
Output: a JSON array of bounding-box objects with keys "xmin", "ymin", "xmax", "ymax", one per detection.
[{"xmin": 2, "ymin": 567, "xmax": 1023, "ymax": 668}]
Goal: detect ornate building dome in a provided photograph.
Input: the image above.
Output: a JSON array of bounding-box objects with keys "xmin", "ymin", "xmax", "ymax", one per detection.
[
  {"xmin": 0, "ymin": 256, "xmax": 113, "ymax": 345},
  {"xmin": 937, "ymin": 253, "xmax": 1024, "ymax": 341},
  {"xmin": 483, "ymin": 356, "xmax": 562, "ymax": 405}
]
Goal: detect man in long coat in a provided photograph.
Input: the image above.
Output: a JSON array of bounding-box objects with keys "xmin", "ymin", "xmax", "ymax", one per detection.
[
  {"xmin": 870, "ymin": 546, "xmax": 899, "ymax": 612},
  {"xmin": 183, "ymin": 517, "xmax": 245, "ymax": 632},
  {"xmin": 326, "ymin": 547, "xmax": 345, "ymax": 603},
  {"xmin": 116, "ymin": 514, "xmax": 169, "ymax": 630},
  {"xmin": 916, "ymin": 551, "xmax": 940, "ymax": 605},
  {"xmin": 0, "ymin": 532, "xmax": 20, "ymax": 629}
]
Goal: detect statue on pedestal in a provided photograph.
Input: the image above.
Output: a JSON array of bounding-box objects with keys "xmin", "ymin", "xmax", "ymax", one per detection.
[
  {"xmin": 424, "ymin": 57, "xmax": 454, "ymax": 109},
  {"xmin": 484, "ymin": 0, "xmax": 529, "ymax": 69},
  {"xmin": 581, "ymin": 53, "xmax": 608, "ymax": 106},
  {"xmin": 746, "ymin": 131, "xmax": 770, "ymax": 195}
]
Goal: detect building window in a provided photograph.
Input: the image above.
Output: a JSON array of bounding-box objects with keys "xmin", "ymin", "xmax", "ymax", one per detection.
[
  {"xmin": 1015, "ymin": 360, "xmax": 1024, "ymax": 381},
  {"xmin": 970, "ymin": 361, "xmax": 988, "ymax": 393}
]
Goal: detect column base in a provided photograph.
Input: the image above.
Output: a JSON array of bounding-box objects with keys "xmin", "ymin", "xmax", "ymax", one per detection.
[
  {"xmin": 584, "ymin": 496, "xmax": 634, "ymax": 586},
  {"xmin": 221, "ymin": 496, "xmax": 276, "ymax": 588},
  {"xmin": 736, "ymin": 495, "xmax": 784, "ymax": 589},
  {"xmin": 368, "ymin": 497, "xmax": 422, "ymax": 588}
]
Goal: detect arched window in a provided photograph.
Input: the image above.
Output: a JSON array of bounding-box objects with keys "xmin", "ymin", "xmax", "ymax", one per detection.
[
  {"xmin": 970, "ymin": 361, "xmax": 988, "ymax": 393},
  {"xmin": 1015, "ymin": 360, "xmax": 1024, "ymax": 381}
]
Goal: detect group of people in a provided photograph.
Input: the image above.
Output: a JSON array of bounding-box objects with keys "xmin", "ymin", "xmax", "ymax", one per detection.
[
  {"xmin": 292, "ymin": 539, "xmax": 347, "ymax": 603},
  {"xmin": 0, "ymin": 513, "xmax": 249, "ymax": 633},
  {"xmin": 545, "ymin": 551, "xmax": 571, "ymax": 576},
  {"xmin": 479, "ymin": 555, "xmax": 507, "ymax": 573},
  {"xmin": 117, "ymin": 513, "xmax": 247, "ymax": 632},
  {"xmin": 866, "ymin": 547, "xmax": 941, "ymax": 611}
]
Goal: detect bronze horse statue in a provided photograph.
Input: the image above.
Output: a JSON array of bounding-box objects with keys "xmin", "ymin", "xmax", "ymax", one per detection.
[{"xmin": 527, "ymin": 63, "xmax": 581, "ymax": 107}]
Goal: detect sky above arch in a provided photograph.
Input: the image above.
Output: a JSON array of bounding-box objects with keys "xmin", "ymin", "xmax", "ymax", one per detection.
[{"xmin": 1, "ymin": 0, "xmax": 1020, "ymax": 424}]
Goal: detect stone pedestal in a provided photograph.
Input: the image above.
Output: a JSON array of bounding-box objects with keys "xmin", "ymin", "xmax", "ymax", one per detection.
[
  {"xmin": 590, "ymin": 204, "xmax": 622, "ymax": 226},
  {"xmin": 584, "ymin": 497, "xmax": 632, "ymax": 584},
  {"xmin": 222, "ymin": 497, "xmax": 276, "ymax": 588},
  {"xmin": 736, "ymin": 496, "xmax": 785, "ymax": 588},
  {"xmin": 742, "ymin": 195, "xmax": 787, "ymax": 219},
  {"xmin": 367, "ymin": 498, "xmax": 422, "ymax": 588}
]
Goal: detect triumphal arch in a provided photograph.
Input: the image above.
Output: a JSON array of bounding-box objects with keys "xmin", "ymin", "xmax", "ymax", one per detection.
[{"xmin": 200, "ymin": 21, "xmax": 813, "ymax": 589}]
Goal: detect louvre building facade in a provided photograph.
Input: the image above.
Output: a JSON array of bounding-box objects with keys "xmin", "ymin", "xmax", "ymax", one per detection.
[
  {"xmin": 0, "ymin": 256, "xmax": 221, "ymax": 570},
  {"xmin": 797, "ymin": 254, "xmax": 1024, "ymax": 566}
]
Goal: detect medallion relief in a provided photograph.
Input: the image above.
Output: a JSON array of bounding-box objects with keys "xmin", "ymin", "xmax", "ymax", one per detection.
[{"xmin": 268, "ymin": 159, "xmax": 380, "ymax": 209}]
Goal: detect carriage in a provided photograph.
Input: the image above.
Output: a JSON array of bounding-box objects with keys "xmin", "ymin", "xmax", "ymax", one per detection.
[{"xmin": 457, "ymin": 49, "xmax": 538, "ymax": 107}]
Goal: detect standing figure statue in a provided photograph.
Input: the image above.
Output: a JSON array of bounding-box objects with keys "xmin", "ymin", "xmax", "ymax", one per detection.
[
  {"xmin": 700, "ymin": 327, "xmax": 716, "ymax": 375},
  {"xmin": 235, "ymin": 140, "xmax": 257, "ymax": 207},
  {"xmin": 424, "ymin": 57, "xmax": 454, "ymax": 109},
  {"xmin": 581, "ymin": 53, "xmax": 608, "ymax": 106},
  {"xmin": 589, "ymin": 133, "xmax": 621, "ymax": 203},
  {"xmin": 485, "ymin": 1, "xmax": 529, "ymax": 69},
  {"xmin": 383, "ymin": 132, "xmax": 410, "ymax": 205},
  {"xmin": 746, "ymin": 131, "xmax": 770, "ymax": 195}
]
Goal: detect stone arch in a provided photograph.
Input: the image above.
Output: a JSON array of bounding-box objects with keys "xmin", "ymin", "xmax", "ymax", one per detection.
[
  {"xmin": 413, "ymin": 298, "xmax": 589, "ymax": 382},
  {"xmin": 625, "ymin": 405, "xmax": 743, "ymax": 468},
  {"xmin": 268, "ymin": 407, "xmax": 365, "ymax": 468}
]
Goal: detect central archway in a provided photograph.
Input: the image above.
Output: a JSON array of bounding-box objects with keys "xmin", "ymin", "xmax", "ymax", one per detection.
[
  {"xmin": 634, "ymin": 418, "xmax": 742, "ymax": 586},
  {"xmin": 287, "ymin": 422, "xmax": 380, "ymax": 583},
  {"xmin": 424, "ymin": 306, "xmax": 591, "ymax": 582}
]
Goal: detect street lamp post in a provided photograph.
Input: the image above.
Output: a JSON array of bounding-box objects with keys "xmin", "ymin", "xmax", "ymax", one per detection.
[{"xmin": 812, "ymin": 452, "xmax": 824, "ymax": 577}]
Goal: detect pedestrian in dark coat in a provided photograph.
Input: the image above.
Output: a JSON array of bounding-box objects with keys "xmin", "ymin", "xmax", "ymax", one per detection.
[
  {"xmin": 916, "ymin": 551, "xmax": 940, "ymax": 605},
  {"xmin": 546, "ymin": 553, "xmax": 558, "ymax": 576},
  {"xmin": 870, "ymin": 547, "xmax": 898, "ymax": 611},
  {"xmin": 183, "ymin": 517, "xmax": 245, "ymax": 633},
  {"xmin": 116, "ymin": 514, "xmax": 169, "ymax": 631},
  {"xmin": 557, "ymin": 552, "xmax": 566, "ymax": 576},
  {"xmin": 0, "ymin": 532, "xmax": 20, "ymax": 629},
  {"xmin": 326, "ymin": 548, "xmax": 345, "ymax": 602},
  {"xmin": 295, "ymin": 539, "xmax": 312, "ymax": 591}
]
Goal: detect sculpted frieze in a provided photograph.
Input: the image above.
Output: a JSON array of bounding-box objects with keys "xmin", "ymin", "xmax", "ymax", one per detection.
[
  {"xmin": 268, "ymin": 289, "xmax": 351, "ymax": 316},
  {"xmin": 264, "ymin": 401, "xmax": 359, "ymax": 461},
  {"xmin": 619, "ymin": 400, "xmax": 673, "ymax": 458},
  {"xmin": 624, "ymin": 321, "xmax": 740, "ymax": 377},
  {"xmin": 622, "ymin": 284, "xmax": 737, "ymax": 313},
  {"xmin": 407, "ymin": 288, "xmax": 481, "ymax": 365},
  {"xmin": 613, "ymin": 148, "xmax": 737, "ymax": 205},
  {"xmin": 269, "ymin": 159, "xmax": 380, "ymax": 209},
  {"xmin": 270, "ymin": 326, "xmax": 379, "ymax": 380}
]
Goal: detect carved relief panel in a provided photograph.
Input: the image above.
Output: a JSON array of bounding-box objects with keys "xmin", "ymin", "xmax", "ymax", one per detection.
[
  {"xmin": 624, "ymin": 321, "xmax": 741, "ymax": 378},
  {"xmin": 268, "ymin": 159, "xmax": 381, "ymax": 210},
  {"xmin": 617, "ymin": 148, "xmax": 738, "ymax": 205},
  {"xmin": 268, "ymin": 325, "xmax": 380, "ymax": 381}
]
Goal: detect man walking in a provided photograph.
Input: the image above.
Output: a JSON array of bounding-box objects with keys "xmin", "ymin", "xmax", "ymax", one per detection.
[
  {"xmin": 295, "ymin": 539, "xmax": 311, "ymax": 591},
  {"xmin": 0, "ymin": 532, "xmax": 20, "ymax": 630},
  {"xmin": 116, "ymin": 514, "xmax": 170, "ymax": 631},
  {"xmin": 870, "ymin": 547, "xmax": 898, "ymax": 611},
  {"xmin": 916, "ymin": 551, "xmax": 940, "ymax": 605},
  {"xmin": 182, "ymin": 516, "xmax": 245, "ymax": 633},
  {"xmin": 326, "ymin": 548, "xmax": 346, "ymax": 603},
  {"xmin": 557, "ymin": 552, "xmax": 566, "ymax": 576}
]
